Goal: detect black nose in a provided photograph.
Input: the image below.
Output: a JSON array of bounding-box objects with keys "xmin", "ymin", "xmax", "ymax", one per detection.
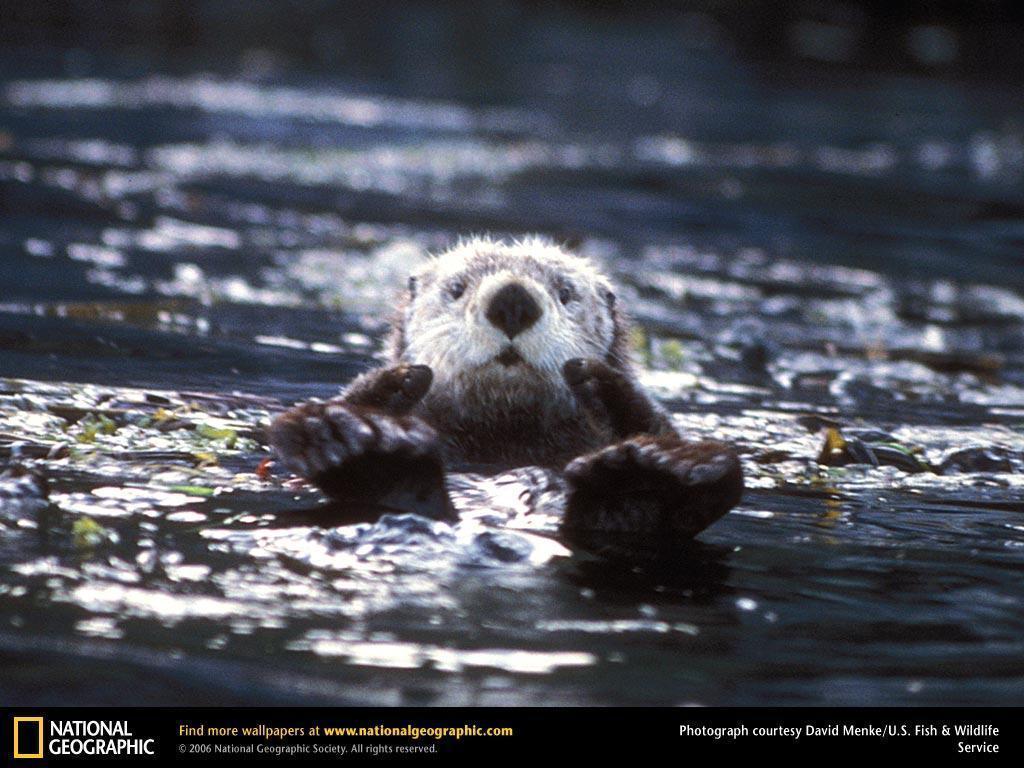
[{"xmin": 486, "ymin": 282, "xmax": 542, "ymax": 339}]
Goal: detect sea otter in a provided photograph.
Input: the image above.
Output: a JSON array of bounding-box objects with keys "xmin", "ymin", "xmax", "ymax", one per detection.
[{"xmin": 269, "ymin": 237, "xmax": 742, "ymax": 549}]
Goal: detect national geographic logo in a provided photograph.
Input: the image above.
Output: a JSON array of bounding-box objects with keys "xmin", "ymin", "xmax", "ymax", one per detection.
[
  {"xmin": 12, "ymin": 717, "xmax": 43, "ymax": 759},
  {"xmin": 12, "ymin": 717, "xmax": 155, "ymax": 759}
]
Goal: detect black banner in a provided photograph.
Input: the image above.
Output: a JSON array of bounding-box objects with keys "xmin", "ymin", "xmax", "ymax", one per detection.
[{"xmin": 1, "ymin": 707, "xmax": 1018, "ymax": 764}]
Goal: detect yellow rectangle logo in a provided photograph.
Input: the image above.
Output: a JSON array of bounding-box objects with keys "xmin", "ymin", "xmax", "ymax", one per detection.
[{"xmin": 13, "ymin": 717, "xmax": 44, "ymax": 759}]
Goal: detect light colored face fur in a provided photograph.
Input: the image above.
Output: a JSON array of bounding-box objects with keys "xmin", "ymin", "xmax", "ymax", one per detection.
[{"xmin": 394, "ymin": 237, "xmax": 621, "ymax": 414}]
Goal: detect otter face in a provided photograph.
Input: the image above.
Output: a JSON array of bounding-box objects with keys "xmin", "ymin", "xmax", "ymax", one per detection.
[{"xmin": 396, "ymin": 238, "xmax": 621, "ymax": 410}]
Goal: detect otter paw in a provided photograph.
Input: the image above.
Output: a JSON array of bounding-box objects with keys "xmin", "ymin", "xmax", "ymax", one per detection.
[
  {"xmin": 268, "ymin": 401, "xmax": 452, "ymax": 519},
  {"xmin": 563, "ymin": 357, "xmax": 629, "ymax": 411},
  {"xmin": 563, "ymin": 358, "xmax": 663, "ymax": 437},
  {"xmin": 345, "ymin": 363, "xmax": 433, "ymax": 414},
  {"xmin": 562, "ymin": 436, "xmax": 743, "ymax": 546}
]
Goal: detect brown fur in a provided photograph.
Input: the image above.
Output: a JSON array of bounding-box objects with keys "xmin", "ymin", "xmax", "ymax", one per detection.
[
  {"xmin": 269, "ymin": 237, "xmax": 743, "ymax": 544},
  {"xmin": 374, "ymin": 237, "xmax": 662, "ymax": 466}
]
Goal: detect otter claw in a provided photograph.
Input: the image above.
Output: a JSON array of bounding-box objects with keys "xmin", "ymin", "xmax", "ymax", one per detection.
[
  {"xmin": 563, "ymin": 357, "xmax": 671, "ymax": 438},
  {"xmin": 400, "ymin": 364, "xmax": 433, "ymax": 401},
  {"xmin": 562, "ymin": 436, "xmax": 743, "ymax": 544},
  {"xmin": 687, "ymin": 453, "xmax": 735, "ymax": 485},
  {"xmin": 324, "ymin": 405, "xmax": 373, "ymax": 450},
  {"xmin": 344, "ymin": 363, "xmax": 433, "ymax": 414},
  {"xmin": 268, "ymin": 400, "xmax": 453, "ymax": 519}
]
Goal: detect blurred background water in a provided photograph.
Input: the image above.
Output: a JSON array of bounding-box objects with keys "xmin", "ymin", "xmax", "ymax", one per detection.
[{"xmin": 0, "ymin": 1, "xmax": 1022, "ymax": 706}]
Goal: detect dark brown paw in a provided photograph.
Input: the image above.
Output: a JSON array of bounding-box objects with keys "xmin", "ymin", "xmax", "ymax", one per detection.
[
  {"xmin": 562, "ymin": 436, "xmax": 743, "ymax": 546},
  {"xmin": 345, "ymin": 363, "xmax": 433, "ymax": 414},
  {"xmin": 563, "ymin": 357, "xmax": 626, "ymax": 409},
  {"xmin": 268, "ymin": 400, "xmax": 452, "ymax": 519},
  {"xmin": 563, "ymin": 358, "xmax": 668, "ymax": 437}
]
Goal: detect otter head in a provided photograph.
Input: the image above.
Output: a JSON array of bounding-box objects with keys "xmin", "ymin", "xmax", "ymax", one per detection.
[{"xmin": 389, "ymin": 237, "xmax": 628, "ymax": 416}]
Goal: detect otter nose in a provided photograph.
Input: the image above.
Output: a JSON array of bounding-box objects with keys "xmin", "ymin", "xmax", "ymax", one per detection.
[{"xmin": 486, "ymin": 282, "xmax": 542, "ymax": 339}]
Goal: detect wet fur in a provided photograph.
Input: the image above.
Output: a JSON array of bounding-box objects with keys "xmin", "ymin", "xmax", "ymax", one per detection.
[{"xmin": 269, "ymin": 236, "xmax": 743, "ymax": 548}]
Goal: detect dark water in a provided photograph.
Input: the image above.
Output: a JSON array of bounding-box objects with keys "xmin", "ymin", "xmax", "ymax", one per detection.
[{"xmin": 1, "ymin": 6, "xmax": 1023, "ymax": 706}]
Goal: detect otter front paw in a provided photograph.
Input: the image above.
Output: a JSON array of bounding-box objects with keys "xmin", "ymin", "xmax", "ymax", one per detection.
[
  {"xmin": 268, "ymin": 401, "xmax": 453, "ymax": 520},
  {"xmin": 562, "ymin": 437, "xmax": 743, "ymax": 547},
  {"xmin": 344, "ymin": 363, "xmax": 433, "ymax": 414},
  {"xmin": 563, "ymin": 358, "xmax": 670, "ymax": 438}
]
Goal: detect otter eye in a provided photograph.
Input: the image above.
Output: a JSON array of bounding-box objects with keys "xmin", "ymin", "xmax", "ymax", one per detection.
[
  {"xmin": 605, "ymin": 290, "xmax": 616, "ymax": 309},
  {"xmin": 447, "ymin": 280, "xmax": 466, "ymax": 301},
  {"xmin": 558, "ymin": 285, "xmax": 574, "ymax": 305},
  {"xmin": 408, "ymin": 276, "xmax": 417, "ymax": 296}
]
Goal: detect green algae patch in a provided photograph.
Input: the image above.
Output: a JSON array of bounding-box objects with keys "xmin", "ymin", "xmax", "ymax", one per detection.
[
  {"xmin": 72, "ymin": 516, "xmax": 114, "ymax": 549},
  {"xmin": 168, "ymin": 484, "xmax": 217, "ymax": 497}
]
